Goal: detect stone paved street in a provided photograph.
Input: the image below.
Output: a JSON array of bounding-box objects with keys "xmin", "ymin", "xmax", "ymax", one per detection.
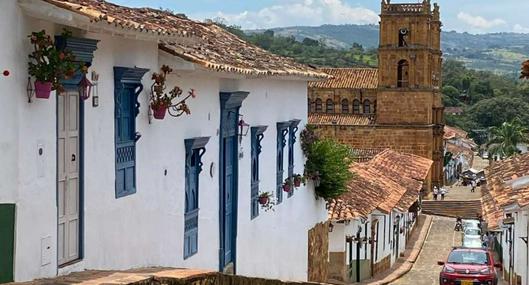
[{"xmin": 390, "ymin": 216, "xmax": 460, "ymax": 285}]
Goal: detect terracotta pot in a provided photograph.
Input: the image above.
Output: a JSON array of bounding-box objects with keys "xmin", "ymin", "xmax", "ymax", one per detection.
[
  {"xmin": 152, "ymin": 105, "xmax": 167, "ymax": 120},
  {"xmin": 34, "ymin": 81, "xmax": 52, "ymax": 99},
  {"xmin": 258, "ymin": 196, "xmax": 269, "ymax": 205},
  {"xmin": 283, "ymin": 184, "xmax": 292, "ymax": 193},
  {"xmin": 294, "ymin": 178, "xmax": 302, "ymax": 187}
]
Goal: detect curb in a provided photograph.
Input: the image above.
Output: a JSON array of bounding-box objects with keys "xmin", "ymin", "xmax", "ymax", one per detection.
[{"xmin": 364, "ymin": 215, "xmax": 434, "ymax": 285}]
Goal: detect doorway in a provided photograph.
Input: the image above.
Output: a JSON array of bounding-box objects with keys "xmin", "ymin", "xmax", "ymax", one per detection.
[{"xmin": 57, "ymin": 91, "xmax": 82, "ymax": 266}]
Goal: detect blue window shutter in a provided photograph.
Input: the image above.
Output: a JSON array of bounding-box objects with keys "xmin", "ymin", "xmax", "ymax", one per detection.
[
  {"xmin": 276, "ymin": 122, "xmax": 290, "ymax": 204},
  {"xmin": 287, "ymin": 119, "xmax": 301, "ymax": 198},
  {"xmin": 184, "ymin": 137, "xmax": 210, "ymax": 259},
  {"xmin": 114, "ymin": 67, "xmax": 148, "ymax": 199},
  {"xmin": 250, "ymin": 126, "xmax": 268, "ymax": 219}
]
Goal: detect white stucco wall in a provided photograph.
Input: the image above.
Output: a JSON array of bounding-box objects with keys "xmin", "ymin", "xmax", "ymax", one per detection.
[
  {"xmin": 0, "ymin": 3, "xmax": 327, "ymax": 282},
  {"xmin": 514, "ymin": 211, "xmax": 529, "ymax": 285}
]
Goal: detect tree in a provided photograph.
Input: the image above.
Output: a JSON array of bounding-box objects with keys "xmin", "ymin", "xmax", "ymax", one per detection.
[
  {"xmin": 487, "ymin": 119, "xmax": 529, "ymax": 159},
  {"xmin": 465, "ymin": 96, "xmax": 529, "ymax": 130}
]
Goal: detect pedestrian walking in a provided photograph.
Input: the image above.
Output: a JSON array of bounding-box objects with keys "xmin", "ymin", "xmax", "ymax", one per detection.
[
  {"xmin": 440, "ymin": 187, "xmax": 447, "ymax": 200},
  {"xmin": 433, "ymin": 186, "xmax": 438, "ymax": 200},
  {"xmin": 471, "ymin": 180, "xmax": 476, "ymax": 192}
]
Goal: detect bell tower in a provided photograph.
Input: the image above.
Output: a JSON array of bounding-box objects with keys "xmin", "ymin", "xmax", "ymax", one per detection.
[{"xmin": 376, "ymin": 0, "xmax": 444, "ymax": 187}]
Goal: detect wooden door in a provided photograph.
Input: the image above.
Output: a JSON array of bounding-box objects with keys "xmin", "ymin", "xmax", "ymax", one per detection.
[{"xmin": 58, "ymin": 91, "xmax": 80, "ymax": 265}]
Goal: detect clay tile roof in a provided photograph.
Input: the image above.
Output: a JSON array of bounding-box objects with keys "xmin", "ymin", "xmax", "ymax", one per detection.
[
  {"xmin": 351, "ymin": 148, "xmax": 387, "ymax": 163},
  {"xmin": 308, "ymin": 68, "xmax": 378, "ymax": 89},
  {"xmin": 328, "ymin": 149, "xmax": 433, "ymax": 221},
  {"xmin": 41, "ymin": 0, "xmax": 330, "ymax": 79},
  {"xmin": 446, "ymin": 142, "xmax": 474, "ymax": 165},
  {"xmin": 444, "ymin": 107, "xmax": 464, "ymax": 115},
  {"xmin": 481, "ymin": 186, "xmax": 503, "ymax": 231},
  {"xmin": 308, "ymin": 113, "xmax": 373, "ymax": 126},
  {"xmin": 444, "ymin": 125, "xmax": 468, "ymax": 140}
]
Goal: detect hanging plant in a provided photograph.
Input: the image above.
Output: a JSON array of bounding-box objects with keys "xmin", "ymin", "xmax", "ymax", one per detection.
[
  {"xmin": 258, "ymin": 192, "xmax": 275, "ymax": 212},
  {"xmin": 150, "ymin": 65, "xmax": 196, "ymax": 120},
  {"xmin": 282, "ymin": 178, "xmax": 293, "ymax": 193},
  {"xmin": 293, "ymin": 174, "xmax": 306, "ymax": 188},
  {"xmin": 28, "ymin": 30, "xmax": 77, "ymax": 98}
]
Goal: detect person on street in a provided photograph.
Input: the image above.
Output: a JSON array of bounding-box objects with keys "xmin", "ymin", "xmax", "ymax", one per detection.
[
  {"xmin": 455, "ymin": 216, "xmax": 463, "ymax": 231},
  {"xmin": 471, "ymin": 180, "xmax": 476, "ymax": 192},
  {"xmin": 440, "ymin": 187, "xmax": 447, "ymax": 200},
  {"xmin": 433, "ymin": 186, "xmax": 438, "ymax": 200}
]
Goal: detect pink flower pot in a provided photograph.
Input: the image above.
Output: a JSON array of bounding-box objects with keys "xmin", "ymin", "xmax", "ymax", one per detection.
[
  {"xmin": 294, "ymin": 179, "xmax": 302, "ymax": 187},
  {"xmin": 152, "ymin": 105, "xmax": 167, "ymax": 120},
  {"xmin": 283, "ymin": 184, "xmax": 292, "ymax": 193},
  {"xmin": 34, "ymin": 81, "xmax": 52, "ymax": 99},
  {"xmin": 258, "ymin": 196, "xmax": 269, "ymax": 205}
]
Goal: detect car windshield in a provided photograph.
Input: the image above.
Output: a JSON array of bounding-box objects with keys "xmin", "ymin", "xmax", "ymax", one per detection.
[
  {"xmin": 447, "ymin": 250, "xmax": 489, "ymax": 265},
  {"xmin": 465, "ymin": 228, "xmax": 480, "ymax": 235}
]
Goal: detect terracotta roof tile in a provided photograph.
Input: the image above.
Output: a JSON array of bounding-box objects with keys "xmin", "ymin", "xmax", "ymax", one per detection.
[
  {"xmin": 308, "ymin": 68, "xmax": 378, "ymax": 89},
  {"xmin": 351, "ymin": 148, "xmax": 387, "ymax": 163},
  {"xmin": 41, "ymin": 0, "xmax": 330, "ymax": 79},
  {"xmin": 444, "ymin": 107, "xmax": 464, "ymax": 115},
  {"xmin": 444, "ymin": 125, "xmax": 468, "ymax": 140},
  {"xmin": 328, "ymin": 149, "xmax": 433, "ymax": 221},
  {"xmin": 308, "ymin": 113, "xmax": 373, "ymax": 126},
  {"xmin": 482, "ymin": 153, "xmax": 529, "ymax": 229},
  {"xmin": 446, "ymin": 142, "xmax": 474, "ymax": 165}
]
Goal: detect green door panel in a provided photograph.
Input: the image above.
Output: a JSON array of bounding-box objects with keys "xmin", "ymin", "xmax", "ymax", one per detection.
[{"xmin": 0, "ymin": 204, "xmax": 15, "ymax": 283}]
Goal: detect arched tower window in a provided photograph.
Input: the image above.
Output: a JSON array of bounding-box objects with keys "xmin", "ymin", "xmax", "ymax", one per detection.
[
  {"xmin": 307, "ymin": 99, "xmax": 312, "ymax": 113},
  {"xmin": 353, "ymin": 99, "xmax": 360, "ymax": 114},
  {"xmin": 341, "ymin": 99, "xmax": 349, "ymax": 113},
  {"xmin": 398, "ymin": 28, "xmax": 409, "ymax": 47},
  {"xmin": 397, "ymin": 59, "xmax": 409, "ymax": 88},
  {"xmin": 315, "ymin": 98, "xmax": 323, "ymax": 113},
  {"xmin": 326, "ymin": 99, "xmax": 334, "ymax": 113},
  {"xmin": 363, "ymin": 100, "xmax": 371, "ymax": 114}
]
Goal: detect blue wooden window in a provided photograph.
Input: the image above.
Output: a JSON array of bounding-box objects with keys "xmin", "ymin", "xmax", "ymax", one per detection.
[
  {"xmin": 184, "ymin": 137, "xmax": 210, "ymax": 259},
  {"xmin": 287, "ymin": 120, "xmax": 301, "ymax": 198},
  {"xmin": 276, "ymin": 122, "xmax": 290, "ymax": 204},
  {"xmin": 251, "ymin": 126, "xmax": 268, "ymax": 219},
  {"xmin": 114, "ymin": 67, "xmax": 148, "ymax": 198}
]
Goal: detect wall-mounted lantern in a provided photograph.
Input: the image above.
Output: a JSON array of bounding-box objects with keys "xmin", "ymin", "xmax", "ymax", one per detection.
[
  {"xmin": 328, "ymin": 222, "xmax": 334, "ymax": 233},
  {"xmin": 238, "ymin": 115, "xmax": 250, "ymax": 137},
  {"xmin": 78, "ymin": 72, "xmax": 93, "ymax": 101}
]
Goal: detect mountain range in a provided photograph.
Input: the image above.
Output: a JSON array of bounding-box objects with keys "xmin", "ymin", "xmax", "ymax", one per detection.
[{"xmin": 247, "ymin": 25, "xmax": 529, "ymax": 76}]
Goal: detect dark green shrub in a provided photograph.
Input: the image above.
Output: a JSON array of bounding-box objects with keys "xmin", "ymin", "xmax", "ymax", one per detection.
[{"xmin": 301, "ymin": 127, "xmax": 354, "ymax": 199}]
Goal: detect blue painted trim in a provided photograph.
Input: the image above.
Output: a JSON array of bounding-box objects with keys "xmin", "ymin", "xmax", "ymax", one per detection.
[
  {"xmin": 218, "ymin": 91, "xmax": 248, "ymax": 273},
  {"xmin": 56, "ymin": 36, "xmax": 99, "ymax": 87},
  {"xmin": 250, "ymin": 126, "xmax": 268, "ymax": 219},
  {"xmin": 113, "ymin": 66, "xmax": 149, "ymax": 199},
  {"xmin": 276, "ymin": 122, "xmax": 290, "ymax": 203},
  {"xmin": 287, "ymin": 119, "xmax": 300, "ymax": 198}
]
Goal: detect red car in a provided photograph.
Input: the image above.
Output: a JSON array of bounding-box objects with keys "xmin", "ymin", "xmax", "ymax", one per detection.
[{"xmin": 438, "ymin": 247, "xmax": 501, "ymax": 285}]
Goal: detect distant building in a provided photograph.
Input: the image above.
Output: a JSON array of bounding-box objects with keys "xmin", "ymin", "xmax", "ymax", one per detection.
[
  {"xmin": 444, "ymin": 107, "xmax": 464, "ymax": 116},
  {"xmin": 308, "ymin": 0, "xmax": 444, "ymax": 190}
]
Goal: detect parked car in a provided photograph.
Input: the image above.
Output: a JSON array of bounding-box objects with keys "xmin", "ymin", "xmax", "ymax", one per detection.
[
  {"xmin": 463, "ymin": 236, "xmax": 484, "ymax": 248},
  {"xmin": 438, "ymin": 247, "xmax": 501, "ymax": 285},
  {"xmin": 462, "ymin": 219, "xmax": 480, "ymax": 231}
]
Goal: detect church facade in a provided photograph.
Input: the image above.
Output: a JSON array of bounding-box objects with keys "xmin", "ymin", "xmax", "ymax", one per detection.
[{"xmin": 308, "ymin": 0, "xmax": 444, "ymax": 189}]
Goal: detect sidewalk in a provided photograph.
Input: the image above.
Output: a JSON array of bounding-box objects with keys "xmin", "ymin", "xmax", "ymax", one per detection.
[{"xmin": 358, "ymin": 214, "xmax": 434, "ymax": 285}]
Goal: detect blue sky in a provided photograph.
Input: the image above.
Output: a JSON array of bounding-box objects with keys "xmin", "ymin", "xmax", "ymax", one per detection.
[{"xmin": 112, "ymin": 0, "xmax": 529, "ymax": 34}]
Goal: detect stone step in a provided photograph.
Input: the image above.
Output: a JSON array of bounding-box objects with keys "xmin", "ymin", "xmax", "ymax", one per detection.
[{"xmin": 421, "ymin": 200, "xmax": 482, "ymax": 219}]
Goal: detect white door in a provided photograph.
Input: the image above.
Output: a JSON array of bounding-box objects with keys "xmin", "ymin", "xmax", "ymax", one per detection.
[{"xmin": 58, "ymin": 91, "xmax": 80, "ymax": 265}]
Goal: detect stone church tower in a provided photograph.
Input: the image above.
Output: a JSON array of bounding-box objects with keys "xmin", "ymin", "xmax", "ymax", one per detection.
[
  {"xmin": 377, "ymin": 0, "xmax": 444, "ymax": 187},
  {"xmin": 307, "ymin": 0, "xmax": 444, "ymax": 189}
]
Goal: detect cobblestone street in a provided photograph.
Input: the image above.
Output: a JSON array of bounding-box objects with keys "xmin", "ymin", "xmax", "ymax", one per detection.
[{"xmin": 390, "ymin": 216, "xmax": 460, "ymax": 285}]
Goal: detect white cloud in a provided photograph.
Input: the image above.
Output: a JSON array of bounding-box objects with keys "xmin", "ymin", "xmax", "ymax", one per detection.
[
  {"xmin": 457, "ymin": 12, "xmax": 506, "ymax": 30},
  {"xmin": 208, "ymin": 0, "xmax": 379, "ymax": 29},
  {"xmin": 513, "ymin": 24, "xmax": 529, "ymax": 34}
]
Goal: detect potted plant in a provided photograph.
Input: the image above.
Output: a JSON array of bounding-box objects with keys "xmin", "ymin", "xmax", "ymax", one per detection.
[
  {"xmin": 150, "ymin": 65, "xmax": 196, "ymax": 120},
  {"xmin": 258, "ymin": 192, "xmax": 275, "ymax": 212},
  {"xmin": 28, "ymin": 30, "xmax": 76, "ymax": 99},
  {"xmin": 282, "ymin": 179, "xmax": 293, "ymax": 193},
  {"xmin": 293, "ymin": 174, "xmax": 306, "ymax": 187}
]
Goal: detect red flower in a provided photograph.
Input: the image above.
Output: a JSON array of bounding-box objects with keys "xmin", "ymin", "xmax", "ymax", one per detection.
[
  {"xmin": 2, "ymin": 70, "xmax": 9, "ymax": 77},
  {"xmin": 59, "ymin": 52, "xmax": 65, "ymax": 60},
  {"xmin": 189, "ymin": 89, "xmax": 197, "ymax": 98}
]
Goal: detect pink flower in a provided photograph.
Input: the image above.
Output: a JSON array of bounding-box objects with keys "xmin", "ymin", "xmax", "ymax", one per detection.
[{"xmin": 189, "ymin": 89, "xmax": 197, "ymax": 98}]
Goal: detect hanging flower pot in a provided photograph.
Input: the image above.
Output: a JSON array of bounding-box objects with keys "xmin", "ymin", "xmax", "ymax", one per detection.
[
  {"xmin": 283, "ymin": 181, "xmax": 292, "ymax": 193},
  {"xmin": 258, "ymin": 196, "xmax": 269, "ymax": 205},
  {"xmin": 152, "ymin": 104, "xmax": 167, "ymax": 120},
  {"xmin": 34, "ymin": 81, "xmax": 52, "ymax": 99},
  {"xmin": 293, "ymin": 174, "xmax": 305, "ymax": 188}
]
